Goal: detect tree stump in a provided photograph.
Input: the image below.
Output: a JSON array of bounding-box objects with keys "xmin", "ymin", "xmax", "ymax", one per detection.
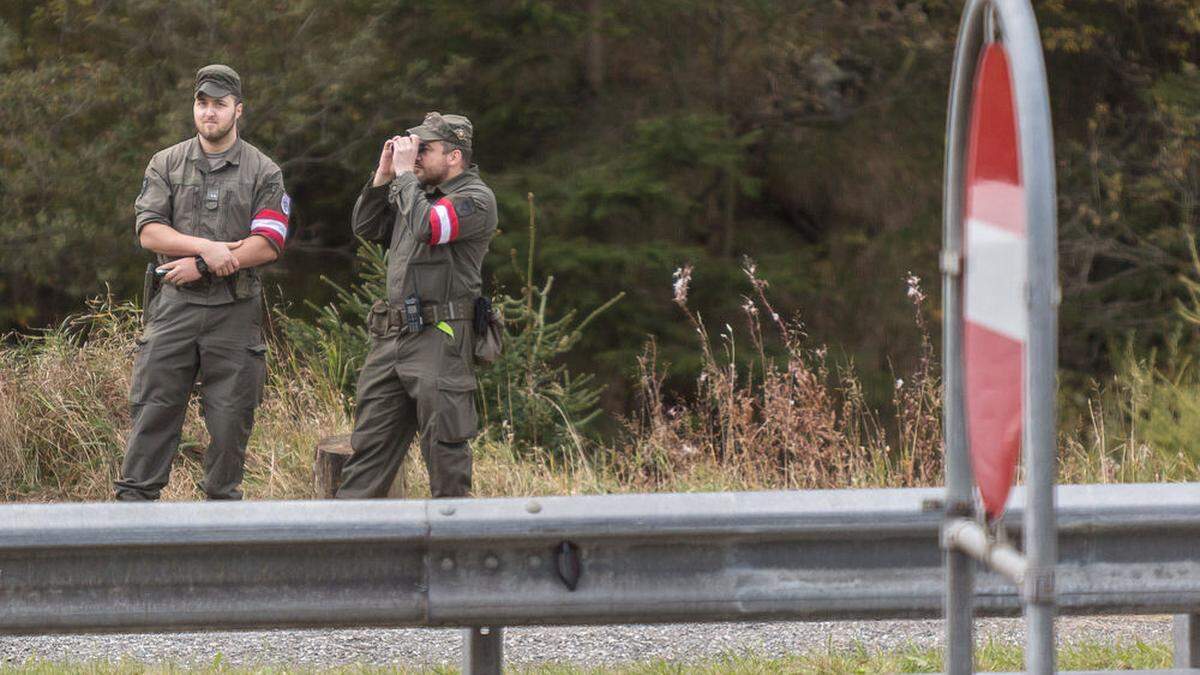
[{"xmin": 313, "ymin": 434, "xmax": 406, "ymax": 499}]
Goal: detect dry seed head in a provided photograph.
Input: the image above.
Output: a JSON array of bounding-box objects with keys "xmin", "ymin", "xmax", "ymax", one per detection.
[
  {"xmin": 905, "ymin": 272, "xmax": 925, "ymax": 302},
  {"xmin": 672, "ymin": 266, "xmax": 693, "ymax": 305}
]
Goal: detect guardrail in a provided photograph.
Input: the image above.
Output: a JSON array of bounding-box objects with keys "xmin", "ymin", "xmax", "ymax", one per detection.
[{"xmin": 2, "ymin": 483, "xmax": 1198, "ymax": 672}]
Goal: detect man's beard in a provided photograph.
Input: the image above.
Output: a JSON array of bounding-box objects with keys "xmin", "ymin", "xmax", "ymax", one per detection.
[
  {"xmin": 416, "ymin": 163, "xmax": 447, "ymax": 185},
  {"xmin": 198, "ymin": 119, "xmax": 236, "ymax": 144}
]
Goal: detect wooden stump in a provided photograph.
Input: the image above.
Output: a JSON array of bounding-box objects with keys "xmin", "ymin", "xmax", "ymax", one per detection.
[{"xmin": 313, "ymin": 434, "xmax": 406, "ymax": 499}]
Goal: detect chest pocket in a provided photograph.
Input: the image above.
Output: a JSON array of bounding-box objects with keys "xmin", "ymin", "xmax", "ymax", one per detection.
[
  {"xmin": 216, "ymin": 177, "xmax": 254, "ymax": 240},
  {"xmin": 408, "ymin": 255, "xmax": 452, "ymax": 304},
  {"xmin": 171, "ymin": 182, "xmax": 203, "ymax": 238}
]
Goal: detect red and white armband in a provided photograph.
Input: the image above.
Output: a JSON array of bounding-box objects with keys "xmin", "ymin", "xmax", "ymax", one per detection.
[
  {"xmin": 251, "ymin": 209, "xmax": 289, "ymax": 250},
  {"xmin": 428, "ymin": 197, "xmax": 460, "ymax": 246}
]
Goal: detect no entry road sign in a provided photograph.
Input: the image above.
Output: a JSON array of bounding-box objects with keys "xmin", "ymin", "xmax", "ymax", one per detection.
[
  {"xmin": 963, "ymin": 43, "xmax": 1024, "ymax": 520},
  {"xmin": 943, "ymin": 2, "xmax": 1060, "ymax": 673}
]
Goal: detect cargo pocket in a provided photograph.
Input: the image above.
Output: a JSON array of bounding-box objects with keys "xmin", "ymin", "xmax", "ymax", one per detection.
[
  {"xmin": 129, "ymin": 334, "xmax": 153, "ymax": 404},
  {"xmin": 437, "ymin": 331, "xmax": 478, "ymax": 444},
  {"xmin": 239, "ymin": 343, "xmax": 268, "ymax": 408},
  {"xmin": 435, "ymin": 386, "xmax": 479, "ymax": 444},
  {"xmin": 437, "ymin": 320, "xmax": 476, "ymax": 386}
]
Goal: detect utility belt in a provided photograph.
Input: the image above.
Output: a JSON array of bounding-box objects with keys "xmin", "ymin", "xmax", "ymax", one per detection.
[
  {"xmin": 370, "ymin": 297, "xmax": 475, "ymax": 335},
  {"xmin": 370, "ymin": 296, "xmax": 505, "ymax": 365}
]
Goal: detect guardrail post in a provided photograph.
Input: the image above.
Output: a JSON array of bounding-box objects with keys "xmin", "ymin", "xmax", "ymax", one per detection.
[
  {"xmin": 462, "ymin": 626, "xmax": 504, "ymax": 675},
  {"xmin": 1175, "ymin": 614, "xmax": 1199, "ymax": 668}
]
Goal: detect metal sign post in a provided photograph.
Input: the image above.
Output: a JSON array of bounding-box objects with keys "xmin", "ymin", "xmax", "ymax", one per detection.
[{"xmin": 942, "ymin": 1, "xmax": 1058, "ymax": 673}]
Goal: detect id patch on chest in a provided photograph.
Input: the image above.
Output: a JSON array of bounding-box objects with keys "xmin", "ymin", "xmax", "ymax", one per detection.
[{"xmin": 205, "ymin": 187, "xmax": 220, "ymax": 210}]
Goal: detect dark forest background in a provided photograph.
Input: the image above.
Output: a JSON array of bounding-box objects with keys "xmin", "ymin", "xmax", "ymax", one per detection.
[{"xmin": 2, "ymin": 0, "xmax": 1199, "ymax": 424}]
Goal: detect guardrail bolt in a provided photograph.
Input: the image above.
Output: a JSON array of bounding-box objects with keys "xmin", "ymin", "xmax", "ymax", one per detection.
[
  {"xmin": 528, "ymin": 555, "xmax": 542, "ymax": 569},
  {"xmin": 556, "ymin": 541, "xmax": 582, "ymax": 591},
  {"xmin": 484, "ymin": 555, "xmax": 500, "ymax": 570},
  {"xmin": 525, "ymin": 500, "xmax": 542, "ymax": 514},
  {"xmin": 439, "ymin": 505, "xmax": 456, "ymax": 516},
  {"xmin": 440, "ymin": 556, "xmax": 455, "ymax": 571}
]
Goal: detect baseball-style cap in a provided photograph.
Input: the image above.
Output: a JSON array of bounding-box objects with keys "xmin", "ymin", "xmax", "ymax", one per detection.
[
  {"xmin": 195, "ymin": 64, "xmax": 242, "ymax": 99},
  {"xmin": 407, "ymin": 111, "xmax": 473, "ymax": 148}
]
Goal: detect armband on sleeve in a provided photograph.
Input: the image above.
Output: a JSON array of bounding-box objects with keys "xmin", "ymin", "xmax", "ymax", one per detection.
[
  {"xmin": 251, "ymin": 206, "xmax": 289, "ymax": 250},
  {"xmin": 251, "ymin": 169, "xmax": 291, "ymax": 252},
  {"xmin": 428, "ymin": 197, "xmax": 460, "ymax": 245}
]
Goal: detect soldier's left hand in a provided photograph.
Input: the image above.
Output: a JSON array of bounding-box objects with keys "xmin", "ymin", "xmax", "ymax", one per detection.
[
  {"xmin": 158, "ymin": 257, "xmax": 202, "ymax": 285},
  {"xmin": 389, "ymin": 134, "xmax": 420, "ymax": 175}
]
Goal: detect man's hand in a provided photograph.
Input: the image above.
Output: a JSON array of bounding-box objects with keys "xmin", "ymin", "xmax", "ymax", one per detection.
[
  {"xmin": 200, "ymin": 239, "xmax": 242, "ymax": 277},
  {"xmin": 158, "ymin": 257, "xmax": 203, "ymax": 286},
  {"xmin": 389, "ymin": 134, "xmax": 420, "ymax": 177},
  {"xmin": 373, "ymin": 139, "xmax": 396, "ymax": 187}
]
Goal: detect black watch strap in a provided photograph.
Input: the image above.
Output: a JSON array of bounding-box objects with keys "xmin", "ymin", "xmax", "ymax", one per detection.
[{"xmin": 193, "ymin": 256, "xmax": 210, "ymax": 275}]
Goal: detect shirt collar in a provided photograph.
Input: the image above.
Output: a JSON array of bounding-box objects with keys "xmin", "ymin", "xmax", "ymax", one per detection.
[
  {"xmin": 425, "ymin": 165, "xmax": 479, "ymax": 196},
  {"xmin": 188, "ymin": 136, "xmax": 244, "ymax": 171}
]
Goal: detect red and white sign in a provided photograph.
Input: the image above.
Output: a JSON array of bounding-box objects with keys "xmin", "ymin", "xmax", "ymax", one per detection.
[{"xmin": 963, "ymin": 43, "xmax": 1025, "ymax": 519}]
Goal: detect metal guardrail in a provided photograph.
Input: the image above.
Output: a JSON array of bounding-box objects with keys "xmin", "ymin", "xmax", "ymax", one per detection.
[{"xmin": 2, "ymin": 483, "xmax": 1198, "ymax": 638}]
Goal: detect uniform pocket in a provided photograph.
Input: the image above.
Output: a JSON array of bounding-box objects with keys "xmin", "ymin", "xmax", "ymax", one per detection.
[
  {"xmin": 172, "ymin": 184, "xmax": 205, "ymax": 237},
  {"xmin": 367, "ymin": 300, "xmax": 390, "ymax": 338},
  {"xmin": 241, "ymin": 343, "xmax": 268, "ymax": 408},
  {"xmin": 408, "ymin": 259, "xmax": 451, "ymax": 304},
  {"xmin": 129, "ymin": 335, "xmax": 154, "ymax": 404},
  {"xmin": 436, "ymin": 387, "xmax": 478, "ymax": 444},
  {"xmin": 221, "ymin": 181, "xmax": 254, "ymax": 240},
  {"xmin": 437, "ymin": 321, "xmax": 476, "ymax": 391}
]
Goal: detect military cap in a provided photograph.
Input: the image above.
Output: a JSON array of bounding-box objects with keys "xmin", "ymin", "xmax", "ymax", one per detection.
[
  {"xmin": 407, "ymin": 111, "xmax": 473, "ymax": 148},
  {"xmin": 195, "ymin": 64, "xmax": 242, "ymax": 100}
]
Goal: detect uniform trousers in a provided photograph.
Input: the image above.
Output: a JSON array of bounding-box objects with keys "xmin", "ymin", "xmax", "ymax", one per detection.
[
  {"xmin": 115, "ymin": 291, "xmax": 266, "ymax": 501},
  {"xmin": 336, "ymin": 319, "xmax": 478, "ymax": 499}
]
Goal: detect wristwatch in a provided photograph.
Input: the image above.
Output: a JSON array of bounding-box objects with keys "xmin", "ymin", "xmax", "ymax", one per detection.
[{"xmin": 193, "ymin": 256, "xmax": 210, "ymax": 275}]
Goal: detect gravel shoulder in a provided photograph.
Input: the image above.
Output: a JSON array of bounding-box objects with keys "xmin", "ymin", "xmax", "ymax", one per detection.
[{"xmin": 0, "ymin": 616, "xmax": 1172, "ymax": 669}]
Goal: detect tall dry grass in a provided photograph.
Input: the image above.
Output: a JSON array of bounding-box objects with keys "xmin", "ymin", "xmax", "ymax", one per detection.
[
  {"xmin": 1, "ymin": 275, "xmax": 1196, "ymax": 503},
  {"xmin": 0, "ymin": 295, "xmax": 349, "ymax": 502},
  {"xmin": 618, "ymin": 261, "xmax": 942, "ymax": 492}
]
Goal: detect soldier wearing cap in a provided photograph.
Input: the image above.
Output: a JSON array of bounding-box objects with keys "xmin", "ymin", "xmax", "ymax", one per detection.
[
  {"xmin": 115, "ymin": 64, "xmax": 292, "ymax": 501},
  {"xmin": 336, "ymin": 112, "xmax": 497, "ymax": 499}
]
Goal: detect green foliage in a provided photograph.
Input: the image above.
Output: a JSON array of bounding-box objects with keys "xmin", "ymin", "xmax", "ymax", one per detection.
[
  {"xmin": 282, "ymin": 240, "xmax": 387, "ymax": 399},
  {"xmin": 480, "ymin": 274, "xmax": 622, "ymax": 457},
  {"xmin": 5, "ymin": 0, "xmax": 1200, "ymax": 420},
  {"xmin": 1046, "ymin": 1, "xmax": 1200, "ymax": 374}
]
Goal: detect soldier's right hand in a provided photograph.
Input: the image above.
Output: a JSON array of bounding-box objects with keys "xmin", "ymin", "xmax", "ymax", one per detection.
[
  {"xmin": 200, "ymin": 241, "xmax": 241, "ymax": 277},
  {"xmin": 373, "ymin": 139, "xmax": 396, "ymax": 187}
]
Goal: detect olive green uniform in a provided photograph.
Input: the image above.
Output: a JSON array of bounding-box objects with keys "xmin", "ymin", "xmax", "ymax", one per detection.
[
  {"xmin": 336, "ymin": 125, "xmax": 497, "ymax": 499},
  {"xmin": 115, "ymin": 135, "xmax": 289, "ymax": 501}
]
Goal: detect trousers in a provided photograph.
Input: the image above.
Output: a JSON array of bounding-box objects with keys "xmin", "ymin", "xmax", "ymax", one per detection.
[
  {"xmin": 336, "ymin": 318, "xmax": 478, "ymax": 499},
  {"xmin": 115, "ymin": 291, "xmax": 266, "ymax": 500}
]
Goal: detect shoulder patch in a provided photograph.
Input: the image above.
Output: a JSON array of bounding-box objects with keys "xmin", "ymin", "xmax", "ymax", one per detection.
[
  {"xmin": 281, "ymin": 193, "xmax": 292, "ymax": 216},
  {"xmin": 454, "ymin": 196, "xmax": 476, "ymax": 217},
  {"xmin": 140, "ymin": 177, "xmax": 149, "ymax": 198}
]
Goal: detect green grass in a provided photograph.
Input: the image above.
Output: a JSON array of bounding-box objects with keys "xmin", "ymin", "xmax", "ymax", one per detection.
[{"xmin": 0, "ymin": 640, "xmax": 1173, "ymax": 674}]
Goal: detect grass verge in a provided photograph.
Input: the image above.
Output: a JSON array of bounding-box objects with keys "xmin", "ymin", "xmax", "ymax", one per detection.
[{"xmin": 2, "ymin": 276, "xmax": 1198, "ymax": 502}]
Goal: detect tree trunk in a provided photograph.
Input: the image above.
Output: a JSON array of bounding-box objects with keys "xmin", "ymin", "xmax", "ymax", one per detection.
[
  {"xmin": 585, "ymin": 0, "xmax": 605, "ymax": 95},
  {"xmin": 314, "ymin": 434, "xmax": 406, "ymax": 499}
]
